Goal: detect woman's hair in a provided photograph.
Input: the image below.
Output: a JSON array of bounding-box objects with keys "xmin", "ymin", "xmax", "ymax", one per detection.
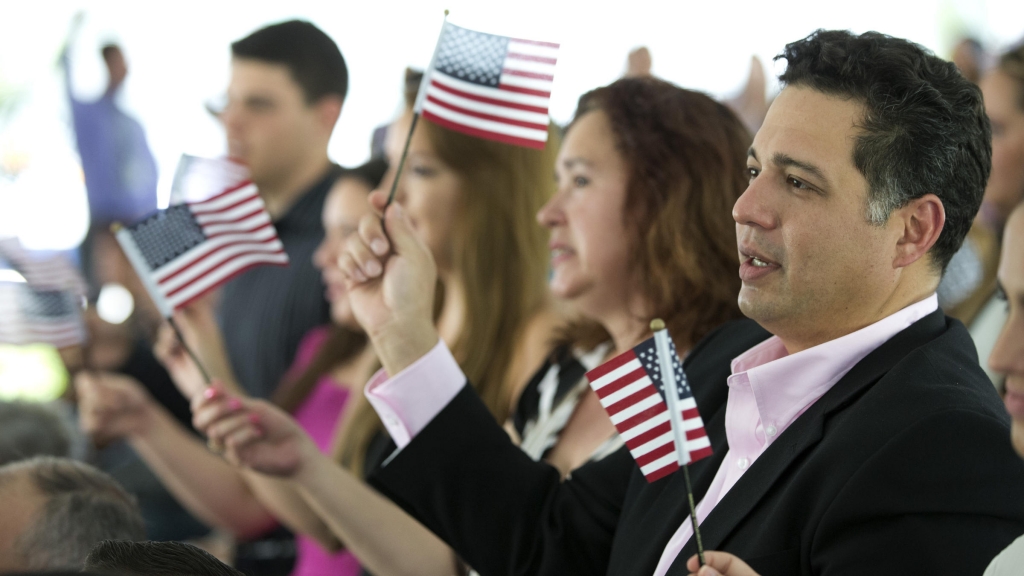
[
  {"xmin": 271, "ymin": 158, "xmax": 387, "ymax": 414},
  {"xmin": 564, "ymin": 77, "xmax": 750, "ymax": 351},
  {"xmin": 997, "ymin": 43, "xmax": 1024, "ymax": 111},
  {"xmin": 335, "ymin": 120, "xmax": 560, "ymax": 476}
]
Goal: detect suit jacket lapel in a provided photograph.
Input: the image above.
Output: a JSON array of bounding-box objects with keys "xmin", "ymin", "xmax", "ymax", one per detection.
[{"xmin": 669, "ymin": 310, "xmax": 948, "ymax": 572}]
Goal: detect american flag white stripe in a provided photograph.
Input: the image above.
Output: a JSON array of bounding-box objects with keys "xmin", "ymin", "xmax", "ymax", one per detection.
[
  {"xmin": 0, "ymin": 283, "xmax": 85, "ymax": 348},
  {"xmin": 116, "ymin": 180, "xmax": 288, "ymax": 315},
  {"xmin": 430, "ymin": 74, "xmax": 550, "ymax": 108}
]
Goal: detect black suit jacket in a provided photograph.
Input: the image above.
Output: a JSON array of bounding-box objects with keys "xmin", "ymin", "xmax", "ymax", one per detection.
[{"xmin": 370, "ymin": 311, "xmax": 1024, "ymax": 575}]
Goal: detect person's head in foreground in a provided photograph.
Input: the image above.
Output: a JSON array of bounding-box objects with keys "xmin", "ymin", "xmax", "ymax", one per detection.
[
  {"xmin": 224, "ymin": 20, "xmax": 347, "ymax": 196},
  {"xmin": 737, "ymin": 28, "xmax": 988, "ymax": 351},
  {"xmin": 0, "ymin": 457, "xmax": 144, "ymax": 571},
  {"xmin": 83, "ymin": 540, "xmax": 244, "ymax": 576}
]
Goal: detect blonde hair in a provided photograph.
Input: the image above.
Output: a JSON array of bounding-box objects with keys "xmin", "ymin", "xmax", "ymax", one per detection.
[{"xmin": 335, "ymin": 120, "xmax": 560, "ymax": 475}]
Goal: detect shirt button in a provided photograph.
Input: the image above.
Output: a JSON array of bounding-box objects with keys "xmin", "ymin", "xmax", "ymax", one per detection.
[
  {"xmin": 737, "ymin": 457, "xmax": 749, "ymax": 470},
  {"xmin": 766, "ymin": 424, "xmax": 777, "ymax": 437}
]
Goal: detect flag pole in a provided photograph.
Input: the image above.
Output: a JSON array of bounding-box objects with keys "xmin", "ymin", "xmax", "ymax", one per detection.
[
  {"xmin": 168, "ymin": 316, "xmax": 212, "ymax": 385},
  {"xmin": 651, "ymin": 318, "xmax": 705, "ymax": 567},
  {"xmin": 384, "ymin": 9, "xmax": 449, "ymax": 210}
]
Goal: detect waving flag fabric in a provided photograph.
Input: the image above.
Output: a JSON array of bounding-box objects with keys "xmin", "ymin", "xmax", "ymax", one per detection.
[
  {"xmin": 586, "ymin": 332, "xmax": 712, "ymax": 482},
  {"xmin": 115, "ymin": 181, "xmax": 288, "ymax": 316},
  {"xmin": 0, "ymin": 282, "xmax": 85, "ymax": 348},
  {"xmin": 414, "ymin": 22, "xmax": 558, "ymax": 148}
]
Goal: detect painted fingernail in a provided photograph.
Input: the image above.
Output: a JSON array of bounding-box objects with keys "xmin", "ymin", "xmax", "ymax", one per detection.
[
  {"xmin": 371, "ymin": 239, "xmax": 388, "ymax": 255},
  {"xmin": 248, "ymin": 413, "xmax": 261, "ymax": 425},
  {"xmin": 227, "ymin": 398, "xmax": 242, "ymax": 411},
  {"xmin": 203, "ymin": 388, "xmax": 219, "ymax": 400},
  {"xmin": 365, "ymin": 260, "xmax": 382, "ymax": 277}
]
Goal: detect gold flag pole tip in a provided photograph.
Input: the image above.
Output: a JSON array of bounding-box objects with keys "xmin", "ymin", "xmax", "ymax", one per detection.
[
  {"xmin": 650, "ymin": 318, "xmax": 665, "ymax": 331},
  {"xmin": 110, "ymin": 222, "xmax": 122, "ymax": 233}
]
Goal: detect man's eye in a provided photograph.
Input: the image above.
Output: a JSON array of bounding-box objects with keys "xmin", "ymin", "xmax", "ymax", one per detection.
[
  {"xmin": 747, "ymin": 167, "xmax": 759, "ymax": 180},
  {"xmin": 574, "ymin": 176, "xmax": 589, "ymax": 187},
  {"xmin": 787, "ymin": 177, "xmax": 808, "ymax": 189}
]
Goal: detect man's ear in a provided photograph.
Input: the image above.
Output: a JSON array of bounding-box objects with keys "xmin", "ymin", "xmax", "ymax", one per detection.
[
  {"xmin": 314, "ymin": 95, "xmax": 343, "ymax": 132},
  {"xmin": 893, "ymin": 193, "xmax": 945, "ymax": 269}
]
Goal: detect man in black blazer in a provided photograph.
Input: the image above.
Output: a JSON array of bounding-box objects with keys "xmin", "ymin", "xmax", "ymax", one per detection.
[{"xmin": 326, "ymin": 30, "xmax": 1024, "ymax": 575}]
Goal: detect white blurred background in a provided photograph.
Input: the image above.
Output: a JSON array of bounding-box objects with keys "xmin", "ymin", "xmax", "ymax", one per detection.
[{"xmin": 1, "ymin": 0, "xmax": 1023, "ymax": 252}]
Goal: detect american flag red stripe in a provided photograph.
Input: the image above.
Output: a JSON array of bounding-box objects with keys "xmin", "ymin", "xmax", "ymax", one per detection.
[
  {"xmin": 586, "ymin": 334, "xmax": 713, "ymax": 482},
  {"xmin": 116, "ymin": 181, "xmax": 288, "ymax": 316},
  {"xmin": 415, "ymin": 23, "xmax": 558, "ymax": 149}
]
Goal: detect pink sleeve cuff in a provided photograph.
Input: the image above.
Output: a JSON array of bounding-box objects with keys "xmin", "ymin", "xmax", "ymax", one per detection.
[{"xmin": 363, "ymin": 340, "xmax": 466, "ymax": 448}]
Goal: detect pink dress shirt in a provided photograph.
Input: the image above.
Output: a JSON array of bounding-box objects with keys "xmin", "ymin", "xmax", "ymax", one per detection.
[{"xmin": 364, "ymin": 295, "xmax": 938, "ymax": 575}]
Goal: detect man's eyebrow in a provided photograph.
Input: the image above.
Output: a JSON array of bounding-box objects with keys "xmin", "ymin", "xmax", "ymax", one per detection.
[
  {"xmin": 770, "ymin": 152, "xmax": 830, "ymax": 187},
  {"xmin": 748, "ymin": 148, "xmax": 758, "ymax": 161}
]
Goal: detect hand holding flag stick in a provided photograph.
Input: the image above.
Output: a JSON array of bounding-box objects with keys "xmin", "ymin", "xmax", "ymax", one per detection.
[{"xmin": 585, "ymin": 319, "xmax": 713, "ymax": 567}]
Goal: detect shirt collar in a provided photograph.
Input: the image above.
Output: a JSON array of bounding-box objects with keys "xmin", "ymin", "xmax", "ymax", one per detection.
[{"xmin": 729, "ymin": 294, "xmax": 939, "ymax": 439}]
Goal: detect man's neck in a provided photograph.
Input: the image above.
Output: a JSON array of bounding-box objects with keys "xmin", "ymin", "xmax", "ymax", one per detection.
[
  {"xmin": 778, "ymin": 283, "xmax": 938, "ymax": 355},
  {"xmin": 257, "ymin": 153, "xmax": 332, "ymax": 219}
]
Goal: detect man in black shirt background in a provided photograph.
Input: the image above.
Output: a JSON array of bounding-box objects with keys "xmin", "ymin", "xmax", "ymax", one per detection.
[{"xmin": 214, "ymin": 21, "xmax": 348, "ymax": 401}]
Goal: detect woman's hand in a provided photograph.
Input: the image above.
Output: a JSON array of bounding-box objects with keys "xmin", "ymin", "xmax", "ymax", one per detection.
[
  {"xmin": 338, "ymin": 190, "xmax": 439, "ymax": 375},
  {"xmin": 687, "ymin": 551, "xmax": 760, "ymax": 576},
  {"xmin": 76, "ymin": 371, "xmax": 155, "ymax": 444},
  {"xmin": 153, "ymin": 295, "xmax": 241, "ymax": 399},
  {"xmin": 191, "ymin": 387, "xmax": 319, "ymax": 478}
]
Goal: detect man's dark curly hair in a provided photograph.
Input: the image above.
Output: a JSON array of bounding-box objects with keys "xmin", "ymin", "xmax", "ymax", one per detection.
[{"xmin": 776, "ymin": 29, "xmax": 991, "ymax": 272}]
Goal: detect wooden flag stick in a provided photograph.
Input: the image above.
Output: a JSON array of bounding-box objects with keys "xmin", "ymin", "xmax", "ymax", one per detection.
[
  {"xmin": 168, "ymin": 316, "xmax": 212, "ymax": 385},
  {"xmin": 383, "ymin": 112, "xmax": 420, "ymax": 209},
  {"xmin": 651, "ymin": 318, "xmax": 706, "ymax": 566}
]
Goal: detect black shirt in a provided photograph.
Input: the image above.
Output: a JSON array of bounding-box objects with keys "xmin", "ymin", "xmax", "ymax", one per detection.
[{"xmin": 217, "ymin": 166, "xmax": 339, "ymax": 399}]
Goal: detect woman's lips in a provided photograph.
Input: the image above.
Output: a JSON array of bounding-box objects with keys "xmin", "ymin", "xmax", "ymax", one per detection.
[{"xmin": 550, "ymin": 245, "xmax": 575, "ymax": 266}]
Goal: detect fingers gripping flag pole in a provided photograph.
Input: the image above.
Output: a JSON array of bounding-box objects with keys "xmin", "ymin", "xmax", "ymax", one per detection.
[
  {"xmin": 386, "ymin": 11, "xmax": 560, "ymax": 208},
  {"xmin": 585, "ymin": 320, "xmax": 713, "ymax": 567}
]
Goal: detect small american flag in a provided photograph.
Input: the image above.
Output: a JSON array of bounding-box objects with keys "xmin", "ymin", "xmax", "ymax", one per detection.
[
  {"xmin": 415, "ymin": 22, "xmax": 558, "ymax": 149},
  {"xmin": 0, "ymin": 282, "xmax": 86, "ymax": 348},
  {"xmin": 586, "ymin": 331, "xmax": 712, "ymax": 482},
  {"xmin": 115, "ymin": 181, "xmax": 288, "ymax": 316}
]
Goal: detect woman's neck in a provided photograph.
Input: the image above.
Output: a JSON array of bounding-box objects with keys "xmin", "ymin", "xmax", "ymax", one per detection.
[
  {"xmin": 437, "ymin": 271, "xmax": 467, "ymax": 348},
  {"xmin": 592, "ymin": 294, "xmax": 653, "ymax": 355}
]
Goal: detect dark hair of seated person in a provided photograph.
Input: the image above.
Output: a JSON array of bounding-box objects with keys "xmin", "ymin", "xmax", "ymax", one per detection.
[{"xmin": 83, "ymin": 540, "xmax": 244, "ymax": 576}]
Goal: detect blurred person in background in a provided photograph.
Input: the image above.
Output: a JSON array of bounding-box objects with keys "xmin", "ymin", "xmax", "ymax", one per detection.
[
  {"xmin": 0, "ymin": 456, "xmax": 144, "ymax": 571},
  {"xmin": 83, "ymin": 540, "xmax": 245, "ymax": 576},
  {"xmin": 952, "ymin": 37, "xmax": 987, "ymax": 85},
  {"xmin": 369, "ymin": 68, "xmax": 422, "ymax": 160},
  {"xmin": 939, "ymin": 43, "xmax": 1024, "ymax": 378},
  {"xmin": 62, "ymin": 32, "xmax": 159, "ymax": 229},
  {"xmin": 77, "ymin": 162, "xmax": 387, "ymax": 576},
  {"xmin": 0, "ymin": 401, "xmax": 71, "ymax": 465}
]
